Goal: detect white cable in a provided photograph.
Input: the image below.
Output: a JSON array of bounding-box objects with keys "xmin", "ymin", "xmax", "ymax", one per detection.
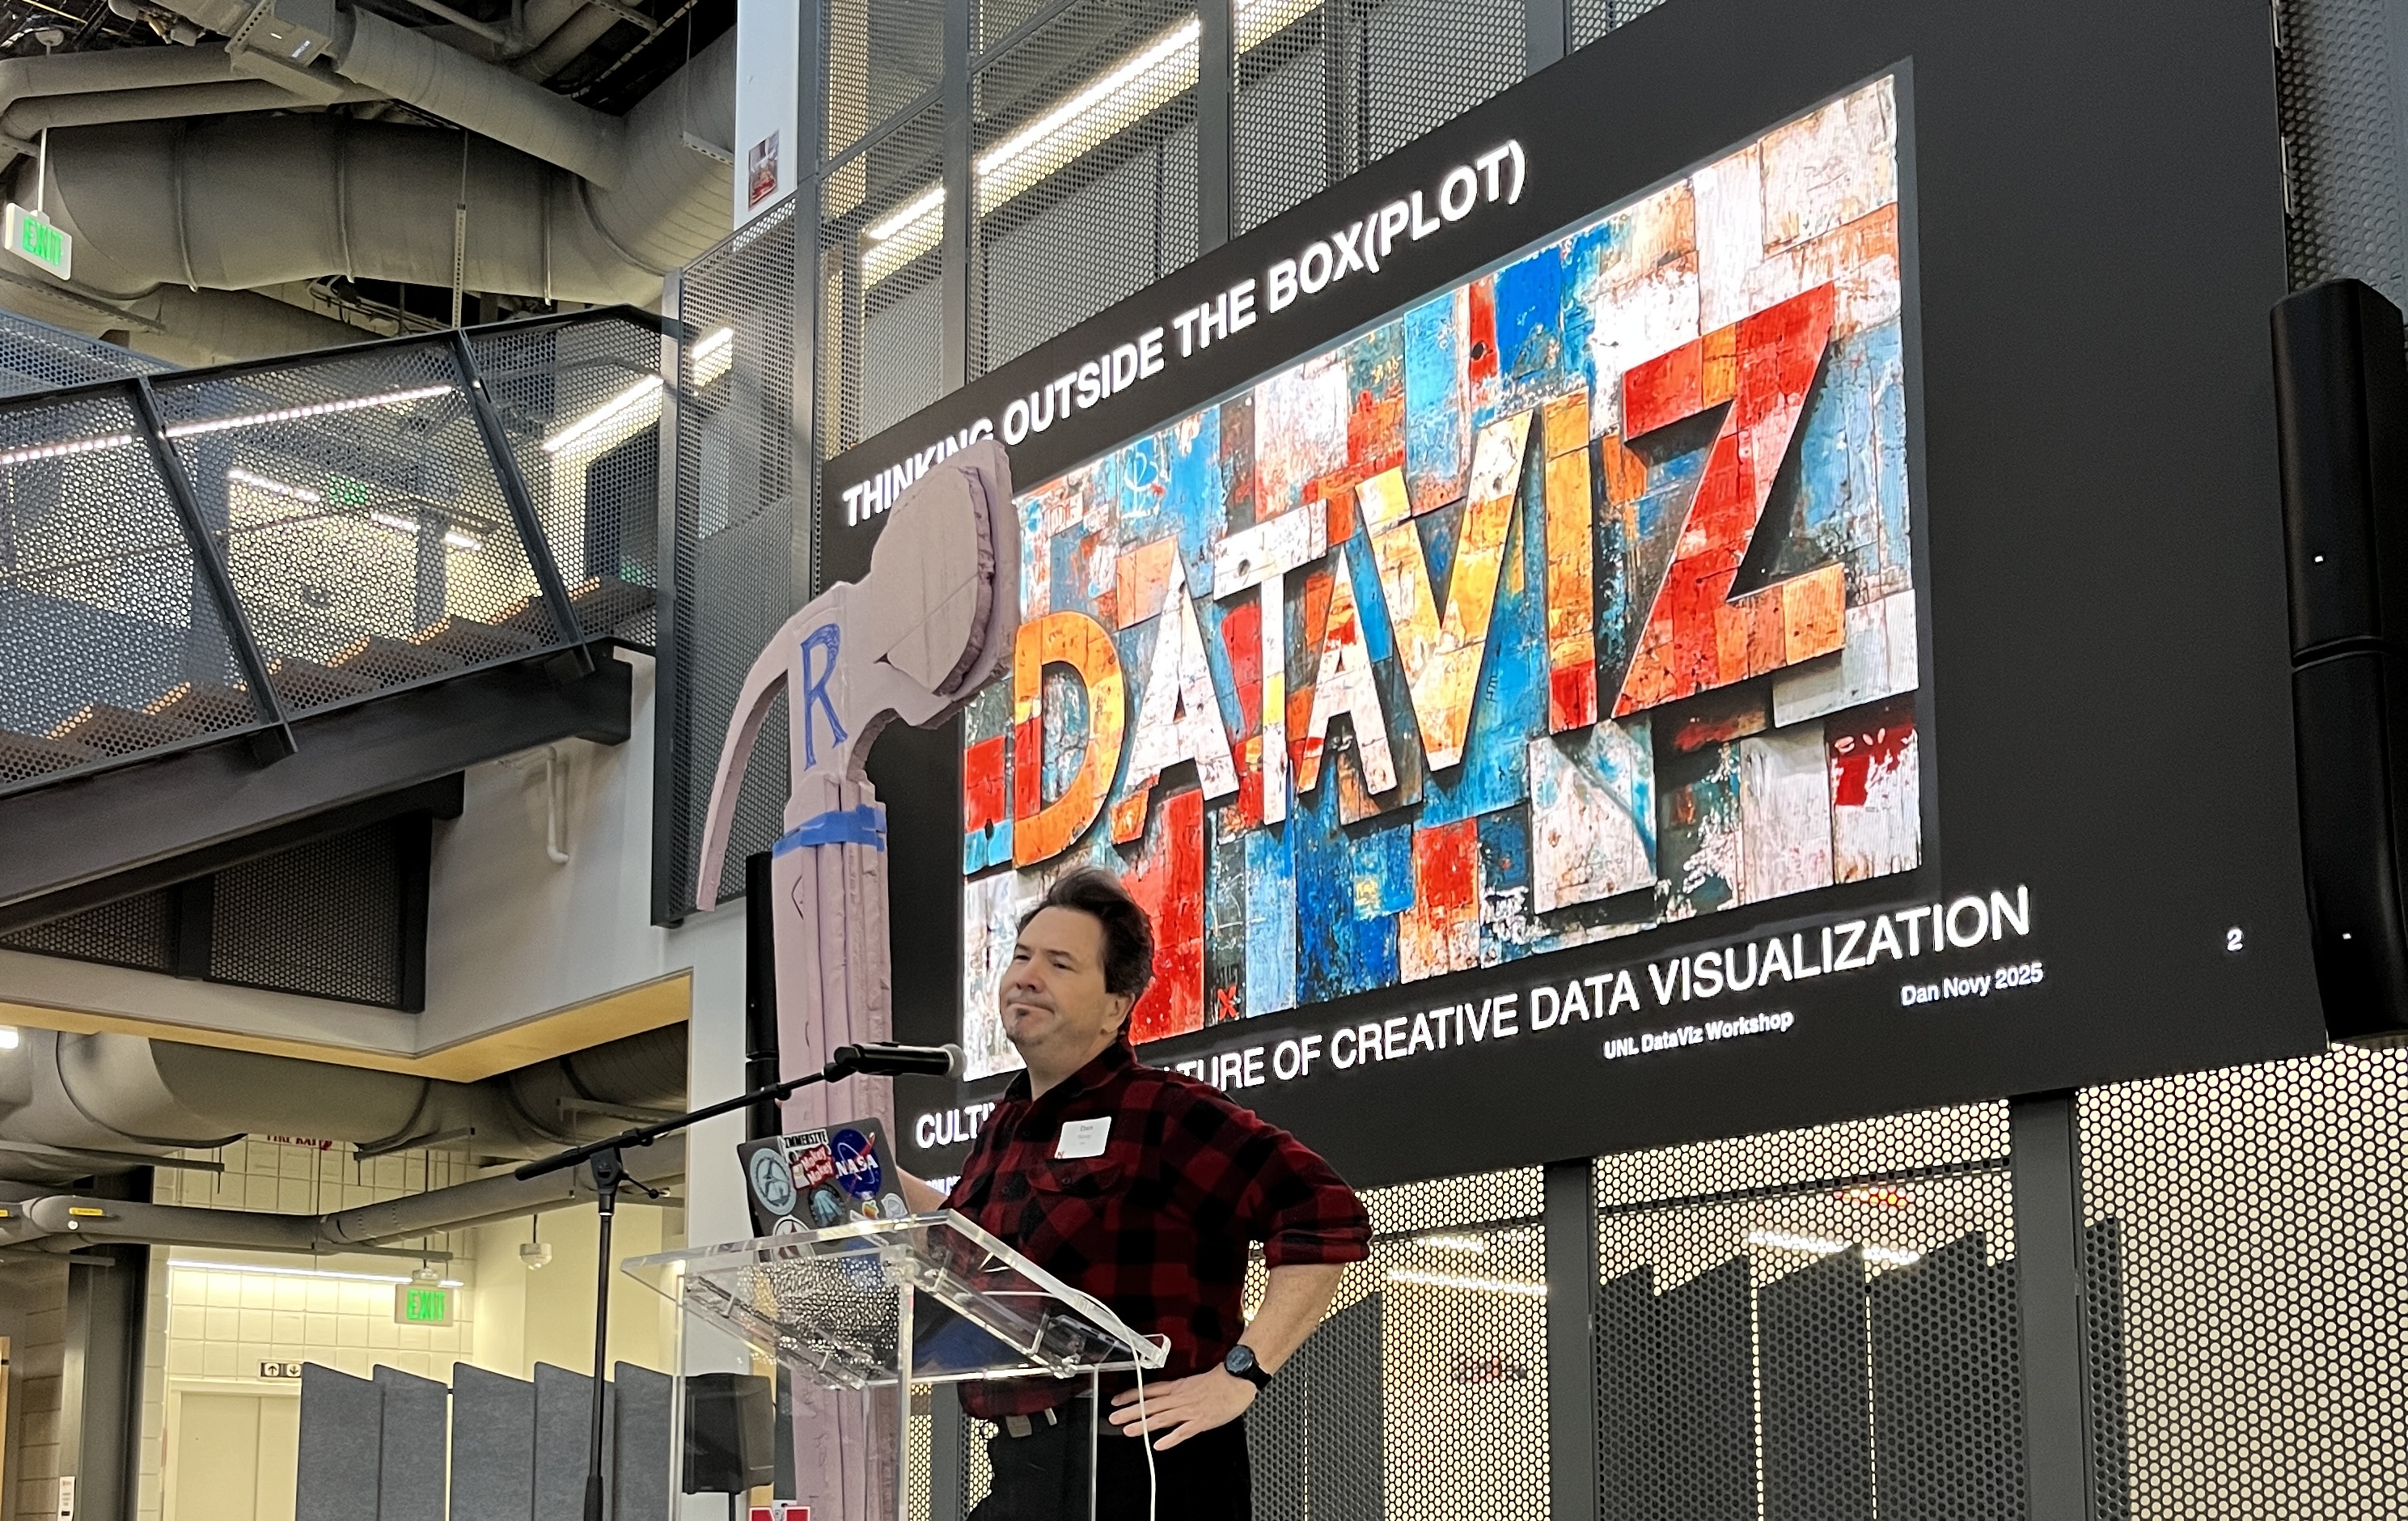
[{"xmin": 1130, "ymin": 1354, "xmax": 1157, "ymax": 1521}]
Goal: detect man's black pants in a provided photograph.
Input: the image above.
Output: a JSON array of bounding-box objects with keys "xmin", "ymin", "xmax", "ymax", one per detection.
[{"xmin": 967, "ymin": 1396, "xmax": 1251, "ymax": 1520}]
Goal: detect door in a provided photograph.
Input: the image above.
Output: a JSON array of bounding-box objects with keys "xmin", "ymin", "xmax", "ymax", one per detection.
[{"xmin": 167, "ymin": 1390, "xmax": 302, "ymax": 1521}]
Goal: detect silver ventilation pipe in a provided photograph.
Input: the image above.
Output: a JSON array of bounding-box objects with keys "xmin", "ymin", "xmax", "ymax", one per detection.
[
  {"xmin": 31, "ymin": 28, "xmax": 731, "ymax": 311},
  {"xmin": 0, "ymin": 1023, "xmax": 689, "ymax": 1188},
  {"xmin": 146, "ymin": 0, "xmax": 626, "ymax": 185},
  {"xmin": 0, "ymin": 1136, "xmax": 683, "ymax": 1255}
]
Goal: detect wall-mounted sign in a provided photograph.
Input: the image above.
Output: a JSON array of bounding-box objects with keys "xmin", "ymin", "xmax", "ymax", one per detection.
[{"xmin": 826, "ymin": 0, "xmax": 2326, "ymax": 1186}]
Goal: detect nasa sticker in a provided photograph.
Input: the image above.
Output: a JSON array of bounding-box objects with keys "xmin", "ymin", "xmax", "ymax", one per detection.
[{"xmin": 832, "ymin": 1127, "xmax": 883, "ymax": 1216}]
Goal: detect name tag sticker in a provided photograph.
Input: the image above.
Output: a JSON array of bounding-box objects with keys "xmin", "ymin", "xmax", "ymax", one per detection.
[{"xmin": 1055, "ymin": 1117, "xmax": 1111, "ymax": 1159}]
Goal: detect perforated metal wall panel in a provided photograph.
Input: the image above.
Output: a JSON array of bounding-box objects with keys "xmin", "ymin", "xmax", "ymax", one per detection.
[
  {"xmin": 971, "ymin": 0, "xmax": 1201, "ymax": 377},
  {"xmin": 2078, "ymin": 1047, "xmax": 2408, "ymax": 1516},
  {"xmin": 0, "ymin": 889, "xmax": 176, "ymax": 972},
  {"xmin": 1232, "ymin": 0, "xmax": 1525, "ymax": 239},
  {"xmin": 1595, "ymin": 1105, "xmax": 2023, "ymax": 1521},
  {"xmin": 2277, "ymin": 0, "xmax": 2408, "ymax": 300},
  {"xmin": 827, "ymin": 0, "xmax": 946, "ymax": 163},
  {"xmin": 1568, "ymin": 0, "xmax": 1668, "ymax": 52},
  {"xmin": 661, "ymin": 207, "xmax": 804, "ymax": 919},
  {"xmin": 827, "ymin": 102, "xmax": 950, "ymax": 450},
  {"xmin": 209, "ymin": 820, "xmax": 408, "ymax": 1006}
]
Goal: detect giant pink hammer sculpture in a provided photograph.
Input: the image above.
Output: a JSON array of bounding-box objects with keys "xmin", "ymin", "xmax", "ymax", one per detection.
[{"xmin": 693, "ymin": 439, "xmax": 1018, "ymax": 1520}]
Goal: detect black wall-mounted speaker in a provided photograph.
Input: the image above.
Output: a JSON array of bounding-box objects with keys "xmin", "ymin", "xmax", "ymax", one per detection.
[{"xmin": 2275, "ymin": 278, "xmax": 2408, "ymax": 1042}]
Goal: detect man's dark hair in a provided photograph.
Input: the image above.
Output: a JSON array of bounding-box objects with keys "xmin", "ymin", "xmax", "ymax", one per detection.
[{"xmin": 1019, "ymin": 866, "xmax": 1154, "ymax": 1009}]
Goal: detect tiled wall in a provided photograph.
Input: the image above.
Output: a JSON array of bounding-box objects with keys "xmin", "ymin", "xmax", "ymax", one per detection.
[{"xmin": 1, "ymin": 1262, "xmax": 68, "ymax": 1521}]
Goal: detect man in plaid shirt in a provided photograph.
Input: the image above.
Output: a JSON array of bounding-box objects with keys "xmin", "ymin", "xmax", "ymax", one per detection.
[{"xmin": 899, "ymin": 866, "xmax": 1369, "ymax": 1519}]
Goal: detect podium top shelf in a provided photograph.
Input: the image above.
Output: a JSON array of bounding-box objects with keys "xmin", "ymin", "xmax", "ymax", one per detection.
[{"xmin": 621, "ymin": 1211, "xmax": 1171, "ymax": 1392}]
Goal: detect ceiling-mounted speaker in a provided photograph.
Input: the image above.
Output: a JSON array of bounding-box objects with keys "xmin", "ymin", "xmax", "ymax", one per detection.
[{"xmin": 2275, "ymin": 278, "xmax": 2408, "ymax": 1042}]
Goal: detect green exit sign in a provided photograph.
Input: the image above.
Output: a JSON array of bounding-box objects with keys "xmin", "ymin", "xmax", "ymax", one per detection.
[
  {"xmin": 394, "ymin": 1285, "xmax": 452, "ymax": 1326},
  {"xmin": 4, "ymin": 205, "xmax": 68, "ymax": 281}
]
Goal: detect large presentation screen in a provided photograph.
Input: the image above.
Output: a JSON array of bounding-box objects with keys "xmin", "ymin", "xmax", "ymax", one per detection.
[
  {"xmin": 822, "ymin": 0, "xmax": 2328, "ymax": 1185},
  {"xmin": 956, "ymin": 78, "xmax": 1916, "ymax": 1081}
]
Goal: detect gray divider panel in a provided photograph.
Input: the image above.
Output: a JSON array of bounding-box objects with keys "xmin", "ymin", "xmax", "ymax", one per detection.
[
  {"xmin": 611, "ymin": 1363, "xmax": 674, "ymax": 1521},
  {"xmin": 373, "ymin": 1365, "xmax": 451, "ymax": 1521},
  {"xmin": 452, "ymin": 1364, "xmax": 538, "ymax": 1521},
  {"xmin": 295, "ymin": 1362, "xmax": 383, "ymax": 1521},
  {"xmin": 533, "ymin": 1362, "xmax": 615, "ymax": 1521}
]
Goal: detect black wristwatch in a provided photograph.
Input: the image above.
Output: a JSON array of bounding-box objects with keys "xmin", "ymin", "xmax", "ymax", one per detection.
[{"xmin": 1222, "ymin": 1345, "xmax": 1273, "ymax": 1389}]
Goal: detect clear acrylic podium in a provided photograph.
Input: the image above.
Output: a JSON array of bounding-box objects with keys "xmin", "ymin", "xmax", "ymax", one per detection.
[{"xmin": 624, "ymin": 1211, "xmax": 1169, "ymax": 1521}]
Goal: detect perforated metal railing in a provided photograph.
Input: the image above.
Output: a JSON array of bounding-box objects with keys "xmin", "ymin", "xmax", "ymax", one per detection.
[{"xmin": 0, "ymin": 309, "xmax": 661, "ymax": 798}]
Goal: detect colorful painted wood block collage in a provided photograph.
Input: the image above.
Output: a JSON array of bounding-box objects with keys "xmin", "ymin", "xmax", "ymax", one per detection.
[{"xmin": 959, "ymin": 76, "xmax": 1919, "ymax": 1078}]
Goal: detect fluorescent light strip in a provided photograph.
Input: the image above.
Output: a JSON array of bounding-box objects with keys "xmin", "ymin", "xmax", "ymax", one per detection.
[
  {"xmin": 542, "ymin": 375, "xmax": 663, "ymax": 455},
  {"xmin": 861, "ymin": 0, "xmax": 1318, "ymax": 288},
  {"xmin": 164, "ymin": 383, "xmax": 455, "ymax": 439},
  {"xmin": 169, "ymin": 1258, "xmax": 463, "ymax": 1288},
  {"xmin": 1745, "ymin": 1229, "xmax": 1923, "ymax": 1269},
  {"xmin": 227, "ymin": 466, "xmax": 321, "ymax": 502},
  {"xmin": 1415, "ymin": 1233, "xmax": 1488, "ymax": 1254},
  {"xmin": 1386, "ymin": 1268, "xmax": 1547, "ymax": 1297},
  {"xmin": 366, "ymin": 509, "xmax": 484, "ymax": 553},
  {"xmin": 690, "ymin": 325, "xmax": 737, "ymax": 388},
  {"xmin": 0, "ymin": 431, "xmax": 135, "ymax": 468}
]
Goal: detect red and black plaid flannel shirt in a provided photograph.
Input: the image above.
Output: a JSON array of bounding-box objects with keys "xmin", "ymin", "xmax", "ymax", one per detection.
[{"xmin": 945, "ymin": 1040, "xmax": 1369, "ymax": 1419}]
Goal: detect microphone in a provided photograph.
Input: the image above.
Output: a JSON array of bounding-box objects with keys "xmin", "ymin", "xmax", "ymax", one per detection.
[{"xmin": 827, "ymin": 1042, "xmax": 964, "ymax": 1079}]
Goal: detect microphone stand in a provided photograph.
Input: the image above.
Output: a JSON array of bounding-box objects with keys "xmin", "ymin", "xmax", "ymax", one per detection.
[{"xmin": 515, "ymin": 1058, "xmax": 854, "ymax": 1521}]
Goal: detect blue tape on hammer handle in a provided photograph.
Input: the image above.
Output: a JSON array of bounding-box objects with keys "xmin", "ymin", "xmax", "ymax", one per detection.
[{"xmin": 772, "ymin": 803, "xmax": 887, "ymax": 854}]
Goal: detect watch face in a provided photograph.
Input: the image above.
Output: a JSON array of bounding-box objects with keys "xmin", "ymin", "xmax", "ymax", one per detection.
[{"xmin": 1225, "ymin": 1346, "xmax": 1256, "ymax": 1375}]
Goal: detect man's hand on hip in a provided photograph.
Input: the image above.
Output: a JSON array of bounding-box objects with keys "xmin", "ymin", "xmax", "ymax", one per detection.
[{"xmin": 1106, "ymin": 1367, "xmax": 1255, "ymax": 1450}]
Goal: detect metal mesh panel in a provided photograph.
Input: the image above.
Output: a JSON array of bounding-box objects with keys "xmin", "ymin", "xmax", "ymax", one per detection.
[
  {"xmin": 209, "ymin": 820, "xmax": 405, "ymax": 1006},
  {"xmin": 2278, "ymin": 0, "xmax": 2408, "ymax": 301},
  {"xmin": 827, "ymin": 102, "xmax": 950, "ymax": 454},
  {"xmin": 1232, "ymin": 0, "xmax": 1524, "ymax": 239},
  {"xmin": 971, "ymin": 0, "xmax": 1201, "ymax": 377},
  {"xmin": 2077, "ymin": 1046, "xmax": 2408, "ymax": 1517},
  {"xmin": 1568, "ymin": 0, "xmax": 1669, "ymax": 51},
  {"xmin": 467, "ymin": 316, "xmax": 665, "ymax": 648},
  {"xmin": 0, "ymin": 888, "xmax": 176, "ymax": 971},
  {"xmin": 664, "ymin": 205, "xmax": 804, "ymax": 918},
  {"xmin": 1249, "ymin": 1167, "xmax": 1547, "ymax": 1520},
  {"xmin": 0, "ymin": 308, "xmax": 169, "ymax": 397},
  {"xmin": 147, "ymin": 341, "xmax": 563, "ymax": 716},
  {"xmin": 827, "ymin": 0, "xmax": 947, "ymax": 162},
  {"xmin": 0, "ymin": 387, "xmax": 261, "ymax": 786},
  {"xmin": 1595, "ymin": 1105, "xmax": 2023, "ymax": 1521},
  {"xmin": 908, "ymin": 1384, "xmax": 934, "ymax": 1521},
  {"xmin": 977, "ymin": 0, "xmax": 1058, "ymax": 54}
]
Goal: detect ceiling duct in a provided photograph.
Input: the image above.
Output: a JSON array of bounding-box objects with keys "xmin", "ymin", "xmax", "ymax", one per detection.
[
  {"xmin": 0, "ymin": 1023, "xmax": 688, "ymax": 1188},
  {"xmin": 28, "ymin": 28, "xmax": 731, "ymax": 313},
  {"xmin": 153, "ymin": 0, "xmax": 628, "ymax": 184}
]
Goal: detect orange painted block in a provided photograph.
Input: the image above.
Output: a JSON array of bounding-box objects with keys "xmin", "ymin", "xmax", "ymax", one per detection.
[
  {"xmin": 1700, "ymin": 324, "xmax": 1737, "ymax": 409},
  {"xmin": 1543, "ymin": 391, "xmax": 1589, "ymax": 459},
  {"xmin": 1011, "ymin": 610, "xmax": 1126, "ymax": 867},
  {"xmin": 1113, "ymin": 538, "xmax": 1179, "ymax": 629}
]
